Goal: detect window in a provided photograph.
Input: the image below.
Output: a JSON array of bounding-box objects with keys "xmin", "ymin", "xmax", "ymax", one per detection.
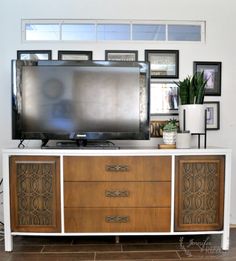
[
  {"xmin": 25, "ymin": 23, "xmax": 60, "ymax": 41},
  {"xmin": 168, "ymin": 24, "xmax": 202, "ymax": 41},
  {"xmin": 61, "ymin": 24, "xmax": 96, "ymax": 41},
  {"xmin": 132, "ymin": 24, "xmax": 166, "ymax": 40},
  {"xmin": 97, "ymin": 24, "xmax": 130, "ymax": 40},
  {"xmin": 22, "ymin": 20, "xmax": 205, "ymax": 43}
]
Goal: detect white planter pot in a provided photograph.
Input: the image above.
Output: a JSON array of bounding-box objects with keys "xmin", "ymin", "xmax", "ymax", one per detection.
[
  {"xmin": 179, "ymin": 104, "xmax": 205, "ymax": 134},
  {"xmin": 176, "ymin": 132, "xmax": 191, "ymax": 149},
  {"xmin": 163, "ymin": 131, "xmax": 177, "ymax": 145}
]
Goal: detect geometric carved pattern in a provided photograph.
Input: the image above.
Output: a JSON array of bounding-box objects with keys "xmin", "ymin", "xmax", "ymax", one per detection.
[
  {"xmin": 10, "ymin": 156, "xmax": 61, "ymax": 232},
  {"xmin": 175, "ymin": 156, "xmax": 225, "ymax": 231},
  {"xmin": 181, "ymin": 162, "xmax": 219, "ymax": 225},
  {"xmin": 16, "ymin": 162, "xmax": 54, "ymax": 226}
]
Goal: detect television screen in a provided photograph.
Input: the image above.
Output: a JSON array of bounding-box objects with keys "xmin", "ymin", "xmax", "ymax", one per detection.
[{"xmin": 12, "ymin": 60, "xmax": 150, "ymax": 143}]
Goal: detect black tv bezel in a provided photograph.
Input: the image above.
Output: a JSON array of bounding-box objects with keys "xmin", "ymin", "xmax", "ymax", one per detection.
[{"xmin": 12, "ymin": 59, "xmax": 150, "ymax": 142}]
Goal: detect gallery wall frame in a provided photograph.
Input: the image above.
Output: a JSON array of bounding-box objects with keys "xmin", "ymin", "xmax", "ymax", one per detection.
[
  {"xmin": 58, "ymin": 50, "xmax": 93, "ymax": 60},
  {"xmin": 193, "ymin": 61, "xmax": 222, "ymax": 96},
  {"xmin": 150, "ymin": 81, "xmax": 179, "ymax": 115},
  {"xmin": 145, "ymin": 50, "xmax": 179, "ymax": 78},
  {"xmin": 17, "ymin": 50, "xmax": 52, "ymax": 60},
  {"xmin": 150, "ymin": 120, "xmax": 166, "ymax": 137},
  {"xmin": 204, "ymin": 101, "xmax": 220, "ymax": 130},
  {"xmin": 150, "ymin": 120, "xmax": 179, "ymax": 137},
  {"xmin": 105, "ymin": 50, "xmax": 138, "ymax": 61}
]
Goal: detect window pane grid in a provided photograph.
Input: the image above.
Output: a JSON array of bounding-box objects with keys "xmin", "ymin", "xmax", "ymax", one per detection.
[
  {"xmin": 132, "ymin": 24, "xmax": 166, "ymax": 41},
  {"xmin": 61, "ymin": 24, "xmax": 96, "ymax": 40},
  {"xmin": 97, "ymin": 24, "xmax": 130, "ymax": 40},
  {"xmin": 23, "ymin": 20, "xmax": 204, "ymax": 42},
  {"xmin": 25, "ymin": 23, "xmax": 60, "ymax": 41},
  {"xmin": 168, "ymin": 24, "xmax": 201, "ymax": 41}
]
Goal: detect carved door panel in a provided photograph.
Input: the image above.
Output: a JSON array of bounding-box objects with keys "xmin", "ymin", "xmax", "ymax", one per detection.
[
  {"xmin": 175, "ymin": 155, "xmax": 225, "ymax": 231},
  {"xmin": 10, "ymin": 156, "xmax": 61, "ymax": 232}
]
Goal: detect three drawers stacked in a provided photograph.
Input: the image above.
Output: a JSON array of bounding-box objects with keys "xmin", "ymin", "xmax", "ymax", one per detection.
[{"xmin": 64, "ymin": 156, "xmax": 171, "ymax": 232}]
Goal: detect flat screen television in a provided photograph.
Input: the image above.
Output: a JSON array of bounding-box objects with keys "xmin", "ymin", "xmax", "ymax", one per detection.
[{"xmin": 12, "ymin": 60, "xmax": 150, "ymax": 147}]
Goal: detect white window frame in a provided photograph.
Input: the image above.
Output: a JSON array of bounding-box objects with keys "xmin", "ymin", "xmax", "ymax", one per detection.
[{"xmin": 22, "ymin": 19, "xmax": 206, "ymax": 43}]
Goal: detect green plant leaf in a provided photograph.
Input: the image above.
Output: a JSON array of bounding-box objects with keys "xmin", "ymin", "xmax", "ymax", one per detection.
[
  {"xmin": 162, "ymin": 119, "xmax": 178, "ymax": 132},
  {"xmin": 174, "ymin": 71, "xmax": 208, "ymax": 105}
]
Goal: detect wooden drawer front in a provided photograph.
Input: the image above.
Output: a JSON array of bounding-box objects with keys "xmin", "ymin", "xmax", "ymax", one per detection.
[
  {"xmin": 64, "ymin": 156, "xmax": 171, "ymax": 181},
  {"xmin": 64, "ymin": 182, "xmax": 171, "ymax": 208},
  {"xmin": 65, "ymin": 208, "xmax": 170, "ymax": 232}
]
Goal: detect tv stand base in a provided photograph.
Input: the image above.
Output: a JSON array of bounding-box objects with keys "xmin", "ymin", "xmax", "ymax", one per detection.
[
  {"xmin": 2, "ymin": 148, "xmax": 231, "ymax": 252},
  {"xmin": 42, "ymin": 140, "xmax": 120, "ymax": 149}
]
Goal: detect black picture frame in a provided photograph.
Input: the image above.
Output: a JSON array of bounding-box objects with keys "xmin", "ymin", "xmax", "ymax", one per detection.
[
  {"xmin": 150, "ymin": 81, "xmax": 179, "ymax": 115},
  {"xmin": 150, "ymin": 120, "xmax": 167, "ymax": 137},
  {"xmin": 58, "ymin": 50, "xmax": 93, "ymax": 60},
  {"xmin": 204, "ymin": 101, "xmax": 220, "ymax": 130},
  {"xmin": 105, "ymin": 50, "xmax": 138, "ymax": 61},
  {"xmin": 150, "ymin": 120, "xmax": 179, "ymax": 137},
  {"xmin": 145, "ymin": 50, "xmax": 179, "ymax": 78},
  {"xmin": 17, "ymin": 50, "xmax": 52, "ymax": 60},
  {"xmin": 193, "ymin": 61, "xmax": 222, "ymax": 96}
]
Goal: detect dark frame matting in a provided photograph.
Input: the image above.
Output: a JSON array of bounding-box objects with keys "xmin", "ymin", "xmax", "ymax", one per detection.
[
  {"xmin": 150, "ymin": 81, "xmax": 179, "ymax": 115},
  {"xmin": 17, "ymin": 50, "xmax": 52, "ymax": 60},
  {"xmin": 58, "ymin": 50, "xmax": 93, "ymax": 60},
  {"xmin": 105, "ymin": 50, "xmax": 138, "ymax": 61},
  {"xmin": 145, "ymin": 49, "xmax": 179, "ymax": 79},
  {"xmin": 204, "ymin": 101, "xmax": 220, "ymax": 130},
  {"xmin": 193, "ymin": 61, "xmax": 222, "ymax": 96}
]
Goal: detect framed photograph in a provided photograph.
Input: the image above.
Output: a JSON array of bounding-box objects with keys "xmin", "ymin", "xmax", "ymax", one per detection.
[
  {"xmin": 150, "ymin": 120, "xmax": 166, "ymax": 137},
  {"xmin": 150, "ymin": 82, "xmax": 179, "ymax": 115},
  {"xmin": 145, "ymin": 50, "xmax": 179, "ymax": 78},
  {"xmin": 58, "ymin": 50, "xmax": 93, "ymax": 60},
  {"xmin": 193, "ymin": 61, "xmax": 222, "ymax": 96},
  {"xmin": 204, "ymin": 101, "xmax": 220, "ymax": 130},
  {"xmin": 150, "ymin": 120, "xmax": 179, "ymax": 137},
  {"xmin": 17, "ymin": 50, "xmax": 52, "ymax": 60},
  {"xmin": 105, "ymin": 50, "xmax": 138, "ymax": 61}
]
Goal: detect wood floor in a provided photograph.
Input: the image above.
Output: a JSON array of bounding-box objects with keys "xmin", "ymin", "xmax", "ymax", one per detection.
[{"xmin": 1, "ymin": 229, "xmax": 236, "ymax": 260}]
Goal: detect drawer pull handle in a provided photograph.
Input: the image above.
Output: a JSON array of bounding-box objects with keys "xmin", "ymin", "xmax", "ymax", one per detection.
[
  {"xmin": 105, "ymin": 165, "xmax": 129, "ymax": 172},
  {"xmin": 105, "ymin": 190, "xmax": 130, "ymax": 197},
  {"xmin": 105, "ymin": 216, "xmax": 129, "ymax": 223}
]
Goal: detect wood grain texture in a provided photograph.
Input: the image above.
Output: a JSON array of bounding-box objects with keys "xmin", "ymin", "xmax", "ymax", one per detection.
[
  {"xmin": 175, "ymin": 155, "xmax": 225, "ymax": 231},
  {"xmin": 64, "ymin": 181, "xmax": 171, "ymax": 207},
  {"xmin": 64, "ymin": 156, "xmax": 171, "ymax": 181},
  {"xmin": 10, "ymin": 156, "xmax": 61, "ymax": 232},
  {"xmin": 64, "ymin": 208, "xmax": 171, "ymax": 232}
]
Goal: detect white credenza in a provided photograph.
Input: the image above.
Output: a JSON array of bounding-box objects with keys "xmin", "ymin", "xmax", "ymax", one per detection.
[{"xmin": 2, "ymin": 147, "xmax": 232, "ymax": 251}]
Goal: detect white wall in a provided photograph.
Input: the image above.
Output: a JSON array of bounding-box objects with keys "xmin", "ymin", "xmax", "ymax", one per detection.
[{"xmin": 1, "ymin": 0, "xmax": 236, "ymax": 223}]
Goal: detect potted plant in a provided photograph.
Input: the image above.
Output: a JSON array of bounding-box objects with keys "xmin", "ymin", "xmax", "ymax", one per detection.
[
  {"xmin": 175, "ymin": 71, "xmax": 208, "ymax": 134},
  {"xmin": 162, "ymin": 119, "xmax": 178, "ymax": 145}
]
